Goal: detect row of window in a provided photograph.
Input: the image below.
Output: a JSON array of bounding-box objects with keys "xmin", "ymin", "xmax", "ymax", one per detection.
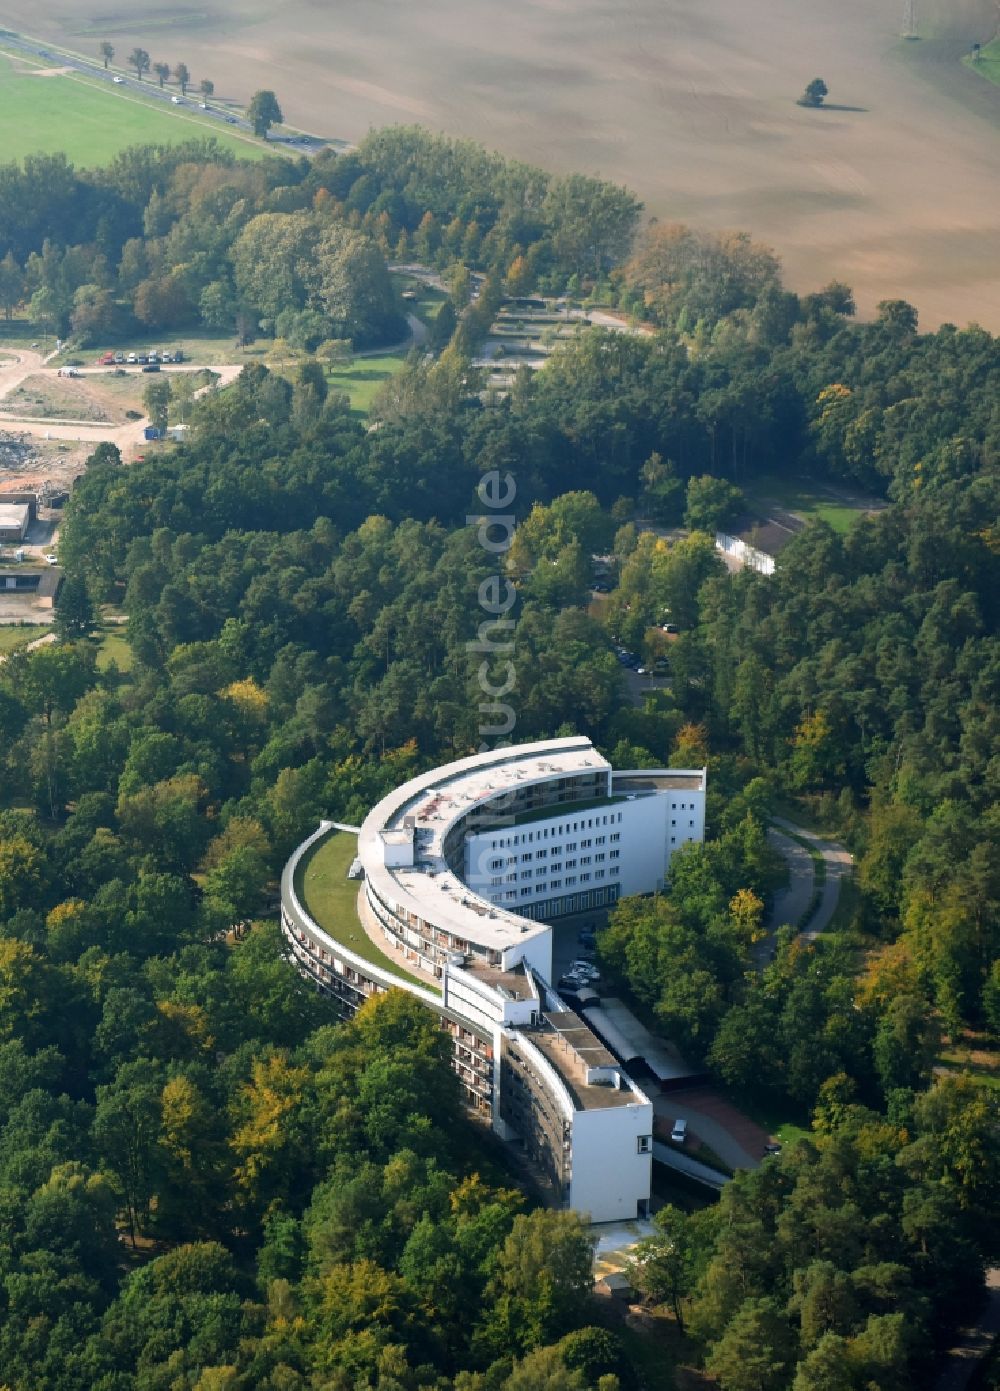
[
  {"xmin": 492, "ymin": 863, "xmax": 618, "ymax": 904},
  {"xmin": 489, "ymin": 836, "xmax": 621, "ymax": 871},
  {"xmin": 487, "ymin": 848, "xmax": 619, "ymax": 884},
  {"xmin": 518, "ymin": 885, "xmax": 621, "ymax": 919},
  {"xmin": 488, "ymin": 810, "xmax": 624, "ymax": 851}
]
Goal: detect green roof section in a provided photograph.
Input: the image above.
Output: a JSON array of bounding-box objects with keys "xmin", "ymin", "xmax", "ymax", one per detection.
[{"xmin": 295, "ymin": 828, "xmax": 423, "ymax": 987}]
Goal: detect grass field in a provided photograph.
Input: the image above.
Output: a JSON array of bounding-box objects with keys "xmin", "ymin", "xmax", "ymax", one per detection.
[
  {"xmin": 393, "ymin": 273, "xmax": 448, "ymax": 327},
  {"xmin": 964, "ymin": 35, "xmax": 1000, "ymax": 85},
  {"xmin": 0, "ymin": 48, "xmax": 266, "ymax": 165},
  {"xmin": 937, "ymin": 1041, "xmax": 1000, "ymax": 1092},
  {"xmin": 296, "ymin": 829, "xmax": 422, "ymax": 985},
  {"xmin": 0, "ymin": 624, "xmax": 50, "ymax": 654},
  {"xmin": 95, "ymin": 629, "xmax": 133, "ymax": 673},
  {"xmin": 746, "ymin": 475, "xmax": 883, "ymax": 535},
  {"xmin": 325, "ymin": 354, "xmax": 409, "ymax": 416}
]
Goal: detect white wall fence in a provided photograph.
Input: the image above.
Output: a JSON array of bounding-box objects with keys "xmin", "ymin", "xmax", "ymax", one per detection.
[{"xmin": 715, "ymin": 532, "xmax": 776, "ymax": 576}]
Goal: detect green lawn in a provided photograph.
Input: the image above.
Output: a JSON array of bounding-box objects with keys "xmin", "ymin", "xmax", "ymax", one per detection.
[
  {"xmin": 325, "ymin": 353, "xmax": 409, "ymax": 416},
  {"xmin": 297, "ymin": 829, "xmax": 424, "ymax": 986},
  {"xmin": 964, "ymin": 36, "xmax": 1000, "ymax": 87},
  {"xmin": 737, "ymin": 1096, "xmax": 811, "ymax": 1148},
  {"xmin": 94, "ymin": 629, "xmax": 133, "ymax": 673},
  {"xmin": 0, "ymin": 624, "xmax": 50, "ymax": 653},
  {"xmin": 936, "ymin": 1037, "xmax": 1000, "ymax": 1093},
  {"xmin": 392, "ymin": 273, "xmax": 448, "ymax": 327},
  {"xmin": 0, "ymin": 49, "xmax": 267, "ymax": 165},
  {"xmin": 745, "ymin": 474, "xmax": 882, "ymax": 535}
]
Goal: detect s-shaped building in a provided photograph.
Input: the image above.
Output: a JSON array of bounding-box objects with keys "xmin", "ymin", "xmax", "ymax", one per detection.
[{"xmin": 280, "ymin": 736, "xmax": 706, "ymax": 1223}]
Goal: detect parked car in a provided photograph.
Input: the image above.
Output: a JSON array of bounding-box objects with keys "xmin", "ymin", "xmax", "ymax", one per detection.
[
  {"xmin": 112, "ymin": 76, "xmax": 124, "ymax": 84},
  {"xmin": 126, "ymin": 353, "xmax": 137, "ymax": 364},
  {"xmin": 171, "ymin": 95, "xmax": 182, "ymax": 104},
  {"xmin": 141, "ymin": 363, "xmax": 160, "ymax": 373},
  {"xmin": 99, "ymin": 353, "xmax": 115, "ymax": 365},
  {"xmin": 671, "ymin": 1118, "xmax": 687, "ymax": 1144},
  {"xmin": 43, "ymin": 553, "xmax": 58, "ymax": 566},
  {"xmin": 113, "ymin": 352, "xmax": 125, "ymax": 364}
]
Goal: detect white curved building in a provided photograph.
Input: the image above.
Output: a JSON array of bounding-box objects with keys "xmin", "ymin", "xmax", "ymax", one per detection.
[{"xmin": 280, "ymin": 736, "xmax": 706, "ymax": 1223}]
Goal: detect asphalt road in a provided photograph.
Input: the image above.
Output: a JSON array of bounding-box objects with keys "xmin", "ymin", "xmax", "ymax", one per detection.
[
  {"xmin": 771, "ymin": 816, "xmax": 854, "ymax": 941},
  {"xmin": 755, "ymin": 817, "xmax": 854, "ymax": 967},
  {"xmin": 0, "ymin": 29, "xmax": 327, "ymax": 153}
]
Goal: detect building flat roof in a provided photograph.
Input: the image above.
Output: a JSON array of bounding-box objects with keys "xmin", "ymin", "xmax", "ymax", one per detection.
[
  {"xmin": 0, "ymin": 504, "xmax": 29, "ymax": 527},
  {"xmin": 359, "ymin": 737, "xmax": 610, "ymax": 955},
  {"xmin": 612, "ymin": 770, "xmax": 707, "ymax": 793},
  {"xmin": 531, "ymin": 1010, "xmax": 643, "ymax": 1111}
]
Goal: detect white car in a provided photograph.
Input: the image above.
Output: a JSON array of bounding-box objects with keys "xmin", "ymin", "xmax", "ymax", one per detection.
[
  {"xmin": 43, "ymin": 554, "xmax": 58, "ymax": 566},
  {"xmin": 671, "ymin": 1118, "xmax": 687, "ymax": 1144},
  {"xmin": 112, "ymin": 76, "xmax": 124, "ymax": 84},
  {"xmin": 171, "ymin": 95, "xmax": 182, "ymax": 104}
]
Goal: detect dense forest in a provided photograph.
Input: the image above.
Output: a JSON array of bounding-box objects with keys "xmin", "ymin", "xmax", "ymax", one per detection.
[{"xmin": 0, "ymin": 128, "xmax": 997, "ymax": 1388}]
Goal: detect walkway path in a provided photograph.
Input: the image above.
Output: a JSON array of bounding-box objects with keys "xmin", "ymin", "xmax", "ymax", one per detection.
[
  {"xmin": 772, "ymin": 817, "xmax": 853, "ymax": 941},
  {"xmin": 651, "ymin": 1140, "xmax": 727, "ymax": 1190},
  {"xmin": 757, "ymin": 817, "xmax": 854, "ymax": 966}
]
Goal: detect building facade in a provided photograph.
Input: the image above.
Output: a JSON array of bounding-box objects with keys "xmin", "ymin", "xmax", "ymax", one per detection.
[{"xmin": 280, "ymin": 736, "xmax": 707, "ymax": 1224}]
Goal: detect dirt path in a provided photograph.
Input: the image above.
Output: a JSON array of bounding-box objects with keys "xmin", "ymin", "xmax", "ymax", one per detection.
[{"xmin": 0, "ymin": 348, "xmax": 47, "ymax": 402}]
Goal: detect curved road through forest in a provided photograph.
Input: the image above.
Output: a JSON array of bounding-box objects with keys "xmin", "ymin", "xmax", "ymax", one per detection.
[{"xmin": 760, "ymin": 816, "xmax": 854, "ymax": 958}]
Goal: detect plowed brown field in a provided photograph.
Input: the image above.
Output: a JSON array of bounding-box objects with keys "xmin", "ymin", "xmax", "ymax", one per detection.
[{"xmin": 6, "ymin": 0, "xmax": 1000, "ymax": 327}]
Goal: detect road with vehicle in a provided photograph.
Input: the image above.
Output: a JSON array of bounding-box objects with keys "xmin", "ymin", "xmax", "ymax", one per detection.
[{"xmin": 0, "ymin": 28, "xmax": 329, "ymax": 152}]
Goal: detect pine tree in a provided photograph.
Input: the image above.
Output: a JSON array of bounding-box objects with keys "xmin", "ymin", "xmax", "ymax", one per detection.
[{"xmin": 55, "ymin": 573, "xmax": 94, "ymax": 641}]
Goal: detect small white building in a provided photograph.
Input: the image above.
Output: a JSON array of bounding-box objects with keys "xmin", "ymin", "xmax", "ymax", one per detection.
[{"xmin": 0, "ymin": 504, "xmax": 30, "ymax": 543}]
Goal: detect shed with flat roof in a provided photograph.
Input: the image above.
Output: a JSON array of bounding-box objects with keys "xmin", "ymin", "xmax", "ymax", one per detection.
[{"xmin": 0, "ymin": 505, "xmax": 30, "ymax": 542}]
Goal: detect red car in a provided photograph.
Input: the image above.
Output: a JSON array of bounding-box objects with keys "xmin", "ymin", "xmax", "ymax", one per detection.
[{"xmin": 99, "ymin": 353, "xmax": 115, "ymax": 365}]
